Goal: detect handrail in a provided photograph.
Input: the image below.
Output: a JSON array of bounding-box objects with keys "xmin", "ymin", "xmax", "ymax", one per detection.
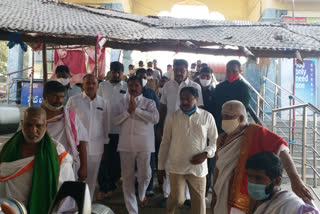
[
  {"xmin": 272, "ymin": 104, "xmax": 309, "ymax": 112},
  {"xmin": 291, "ymin": 143, "xmax": 320, "ymax": 158},
  {"xmin": 293, "ymin": 160, "xmax": 320, "ymax": 179},
  {"xmin": 308, "ymin": 103, "xmax": 320, "ymax": 115},
  {"xmin": 263, "ymin": 76, "xmax": 305, "ymax": 104},
  {"xmin": 247, "ymin": 105, "xmax": 264, "ymax": 126},
  {"xmin": 239, "ymin": 74, "xmax": 273, "ymax": 109},
  {"xmin": 241, "ymin": 74, "xmax": 320, "ymax": 188},
  {"xmin": 263, "ymin": 76, "xmax": 320, "ymax": 115}
]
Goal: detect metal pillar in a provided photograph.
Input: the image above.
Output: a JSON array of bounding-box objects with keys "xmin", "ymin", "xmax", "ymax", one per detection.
[
  {"xmin": 301, "ymin": 106, "xmax": 307, "ymax": 182},
  {"xmin": 313, "ymin": 113, "xmax": 318, "ymax": 187},
  {"xmin": 261, "ymin": 79, "xmax": 266, "ymax": 121},
  {"xmin": 289, "ymin": 97, "xmax": 294, "ymax": 155},
  {"xmin": 42, "ymin": 42, "xmax": 48, "ymax": 84},
  {"xmin": 29, "ymin": 51, "xmax": 34, "ymax": 107},
  {"xmin": 272, "ymin": 110, "xmax": 277, "ymax": 133}
]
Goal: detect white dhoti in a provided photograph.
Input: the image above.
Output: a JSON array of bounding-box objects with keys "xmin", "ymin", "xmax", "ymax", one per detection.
[
  {"xmin": 214, "ymin": 134, "xmax": 243, "ymax": 214},
  {"xmin": 120, "ymin": 151, "xmax": 151, "ymax": 214},
  {"xmin": 87, "ymin": 154, "xmax": 103, "ymax": 200},
  {"xmin": 0, "ymin": 142, "xmax": 75, "ymax": 207}
]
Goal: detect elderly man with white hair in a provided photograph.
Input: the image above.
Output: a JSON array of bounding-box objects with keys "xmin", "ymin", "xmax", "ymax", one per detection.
[{"xmin": 211, "ymin": 100, "xmax": 313, "ymax": 214}]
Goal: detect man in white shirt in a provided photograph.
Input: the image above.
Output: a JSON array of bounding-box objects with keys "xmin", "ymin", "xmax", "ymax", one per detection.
[
  {"xmin": 42, "ymin": 81, "xmax": 88, "ymax": 182},
  {"xmin": 158, "ymin": 87, "xmax": 217, "ymax": 214},
  {"xmin": 67, "ymin": 74, "xmax": 109, "ymax": 200},
  {"xmin": 113, "ymin": 76, "xmax": 159, "ymax": 214},
  {"xmin": 97, "ymin": 61, "xmax": 127, "ymax": 198},
  {"xmin": 157, "ymin": 59, "xmax": 204, "ymax": 206}
]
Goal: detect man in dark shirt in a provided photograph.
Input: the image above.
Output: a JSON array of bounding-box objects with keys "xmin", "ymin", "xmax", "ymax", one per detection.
[
  {"xmin": 197, "ymin": 66, "xmax": 216, "ymax": 200},
  {"xmin": 136, "ymin": 68, "xmax": 160, "ymax": 196},
  {"xmin": 214, "ymin": 60, "xmax": 250, "ymax": 134}
]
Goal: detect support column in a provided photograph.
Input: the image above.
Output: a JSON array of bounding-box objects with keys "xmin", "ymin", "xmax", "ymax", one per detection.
[{"xmin": 7, "ymin": 45, "xmax": 24, "ymax": 104}]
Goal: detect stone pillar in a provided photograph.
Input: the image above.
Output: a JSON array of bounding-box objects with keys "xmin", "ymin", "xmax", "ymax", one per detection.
[{"xmin": 7, "ymin": 45, "xmax": 24, "ymax": 103}]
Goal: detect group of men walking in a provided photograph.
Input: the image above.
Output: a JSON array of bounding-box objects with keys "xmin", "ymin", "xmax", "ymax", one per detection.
[{"xmin": 0, "ymin": 58, "xmax": 316, "ymax": 214}]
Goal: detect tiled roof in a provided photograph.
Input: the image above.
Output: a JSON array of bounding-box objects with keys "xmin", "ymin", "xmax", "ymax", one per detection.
[{"xmin": 0, "ymin": 0, "xmax": 320, "ymax": 58}]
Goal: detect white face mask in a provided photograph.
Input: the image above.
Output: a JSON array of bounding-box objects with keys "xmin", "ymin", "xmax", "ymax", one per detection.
[
  {"xmin": 57, "ymin": 78, "xmax": 70, "ymax": 86},
  {"xmin": 222, "ymin": 119, "xmax": 240, "ymax": 134},
  {"xmin": 43, "ymin": 99, "xmax": 64, "ymax": 111},
  {"xmin": 142, "ymin": 78, "xmax": 148, "ymax": 87},
  {"xmin": 146, "ymin": 76, "xmax": 153, "ymax": 80},
  {"xmin": 159, "ymin": 88, "xmax": 164, "ymax": 94},
  {"xmin": 200, "ymin": 79, "xmax": 211, "ymax": 87}
]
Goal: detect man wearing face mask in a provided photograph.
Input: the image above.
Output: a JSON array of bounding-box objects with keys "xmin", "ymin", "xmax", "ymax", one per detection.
[
  {"xmin": 157, "ymin": 59, "xmax": 203, "ymax": 207},
  {"xmin": 214, "ymin": 60, "xmax": 250, "ymax": 134},
  {"xmin": 246, "ymin": 152, "xmax": 318, "ymax": 214},
  {"xmin": 136, "ymin": 68, "xmax": 160, "ymax": 109},
  {"xmin": 113, "ymin": 76, "xmax": 159, "ymax": 214},
  {"xmin": 67, "ymin": 74, "xmax": 109, "ymax": 200},
  {"xmin": 55, "ymin": 65, "xmax": 82, "ymax": 105},
  {"xmin": 96, "ymin": 61, "xmax": 127, "ymax": 199},
  {"xmin": 136, "ymin": 68, "xmax": 160, "ymax": 197},
  {"xmin": 42, "ymin": 81, "xmax": 88, "ymax": 182},
  {"xmin": 0, "ymin": 107, "xmax": 75, "ymax": 214},
  {"xmin": 158, "ymin": 87, "xmax": 217, "ymax": 214},
  {"xmin": 197, "ymin": 66, "xmax": 216, "ymax": 201},
  {"xmin": 211, "ymin": 100, "xmax": 313, "ymax": 214}
]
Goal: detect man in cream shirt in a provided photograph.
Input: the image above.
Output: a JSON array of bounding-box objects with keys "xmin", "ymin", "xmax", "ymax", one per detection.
[{"xmin": 158, "ymin": 87, "xmax": 217, "ymax": 214}]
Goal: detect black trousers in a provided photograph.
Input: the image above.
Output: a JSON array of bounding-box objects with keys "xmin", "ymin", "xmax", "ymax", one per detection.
[
  {"xmin": 98, "ymin": 134, "xmax": 121, "ymax": 193},
  {"xmin": 205, "ymin": 156, "xmax": 216, "ymax": 197}
]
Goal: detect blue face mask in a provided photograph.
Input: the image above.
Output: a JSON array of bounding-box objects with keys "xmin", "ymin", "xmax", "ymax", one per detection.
[
  {"xmin": 247, "ymin": 182, "xmax": 271, "ymax": 201},
  {"xmin": 181, "ymin": 104, "xmax": 197, "ymax": 116}
]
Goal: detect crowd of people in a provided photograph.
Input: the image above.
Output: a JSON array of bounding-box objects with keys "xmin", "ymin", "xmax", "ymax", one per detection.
[{"xmin": 0, "ymin": 58, "xmax": 317, "ymax": 214}]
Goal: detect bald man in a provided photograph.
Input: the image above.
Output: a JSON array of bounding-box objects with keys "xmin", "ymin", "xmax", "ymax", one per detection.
[
  {"xmin": 0, "ymin": 107, "xmax": 74, "ymax": 214},
  {"xmin": 211, "ymin": 100, "xmax": 312, "ymax": 214}
]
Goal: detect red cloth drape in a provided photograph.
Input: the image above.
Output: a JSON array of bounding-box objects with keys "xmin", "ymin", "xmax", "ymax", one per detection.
[
  {"xmin": 85, "ymin": 47, "xmax": 106, "ymax": 80},
  {"xmin": 52, "ymin": 49, "xmax": 87, "ymax": 84}
]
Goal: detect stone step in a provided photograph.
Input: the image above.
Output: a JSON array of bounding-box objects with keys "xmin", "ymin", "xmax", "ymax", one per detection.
[{"xmin": 95, "ymin": 185, "xmax": 213, "ymax": 214}]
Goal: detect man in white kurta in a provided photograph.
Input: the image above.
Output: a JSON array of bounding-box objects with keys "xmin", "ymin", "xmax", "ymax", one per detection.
[
  {"xmin": 158, "ymin": 59, "xmax": 203, "ymax": 204},
  {"xmin": 113, "ymin": 76, "xmax": 159, "ymax": 214},
  {"xmin": 42, "ymin": 80, "xmax": 88, "ymax": 181},
  {"xmin": 158, "ymin": 86, "xmax": 217, "ymax": 214},
  {"xmin": 67, "ymin": 74, "xmax": 109, "ymax": 200},
  {"xmin": 97, "ymin": 61, "xmax": 127, "ymax": 197},
  {"xmin": 0, "ymin": 107, "xmax": 74, "ymax": 214}
]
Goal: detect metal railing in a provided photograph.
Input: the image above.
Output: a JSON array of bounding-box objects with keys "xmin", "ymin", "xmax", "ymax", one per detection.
[
  {"xmin": 2, "ymin": 67, "xmax": 34, "ymax": 106},
  {"xmin": 241, "ymin": 74, "xmax": 320, "ymax": 188}
]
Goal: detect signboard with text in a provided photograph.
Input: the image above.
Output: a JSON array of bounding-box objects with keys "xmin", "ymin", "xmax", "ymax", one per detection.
[
  {"xmin": 295, "ymin": 59, "xmax": 316, "ymax": 105},
  {"xmin": 282, "ymin": 16, "xmax": 320, "ymax": 23},
  {"xmin": 21, "ymin": 82, "xmax": 43, "ymax": 106}
]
